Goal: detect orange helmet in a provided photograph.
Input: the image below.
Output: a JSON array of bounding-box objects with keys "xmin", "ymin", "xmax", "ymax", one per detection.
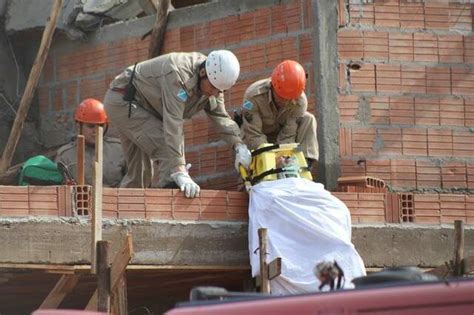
[
  {"xmin": 74, "ymin": 98, "xmax": 108, "ymax": 124},
  {"xmin": 271, "ymin": 60, "xmax": 306, "ymax": 100}
]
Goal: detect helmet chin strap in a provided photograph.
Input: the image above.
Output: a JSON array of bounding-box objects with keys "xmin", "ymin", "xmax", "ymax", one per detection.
[
  {"xmin": 271, "ymin": 88, "xmax": 289, "ymax": 109},
  {"xmin": 197, "ymin": 62, "xmax": 206, "ymax": 93}
]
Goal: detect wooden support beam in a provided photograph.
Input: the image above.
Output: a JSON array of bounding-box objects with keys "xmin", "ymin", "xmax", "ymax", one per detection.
[
  {"xmin": 39, "ymin": 274, "xmax": 80, "ymax": 309},
  {"xmin": 97, "ymin": 241, "xmax": 111, "ymax": 313},
  {"xmin": 111, "ymin": 276, "xmax": 128, "ymax": 315},
  {"xmin": 85, "ymin": 290, "xmax": 98, "ymax": 311},
  {"xmin": 0, "ymin": 263, "xmax": 249, "ymax": 273},
  {"xmin": 454, "ymin": 220, "xmax": 464, "ymax": 276},
  {"xmin": 110, "ymin": 234, "xmax": 134, "ymax": 291},
  {"xmin": 91, "ymin": 126, "xmax": 104, "ymax": 274},
  {"xmin": 426, "ymin": 255, "xmax": 474, "ymax": 278},
  {"xmin": 258, "ymin": 228, "xmax": 270, "ymax": 294},
  {"xmin": 0, "ymin": 0, "xmax": 63, "ymax": 175},
  {"xmin": 268, "ymin": 257, "xmax": 282, "ymax": 281},
  {"xmin": 86, "ymin": 235, "xmax": 133, "ymax": 311},
  {"xmin": 148, "ymin": 0, "xmax": 171, "ymax": 58},
  {"xmin": 77, "ymin": 135, "xmax": 85, "ymax": 185}
]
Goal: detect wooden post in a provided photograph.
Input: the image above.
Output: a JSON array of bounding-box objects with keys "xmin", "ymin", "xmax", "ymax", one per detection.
[
  {"xmin": 0, "ymin": 0, "xmax": 63, "ymax": 174},
  {"xmin": 454, "ymin": 220, "xmax": 464, "ymax": 276},
  {"xmin": 97, "ymin": 241, "xmax": 111, "ymax": 313},
  {"xmin": 91, "ymin": 126, "xmax": 103, "ymax": 274},
  {"xmin": 39, "ymin": 274, "xmax": 80, "ymax": 309},
  {"xmin": 77, "ymin": 135, "xmax": 85, "ymax": 185},
  {"xmin": 86, "ymin": 234, "xmax": 133, "ymax": 311},
  {"xmin": 258, "ymin": 228, "xmax": 270, "ymax": 294},
  {"xmin": 148, "ymin": 0, "xmax": 171, "ymax": 58}
]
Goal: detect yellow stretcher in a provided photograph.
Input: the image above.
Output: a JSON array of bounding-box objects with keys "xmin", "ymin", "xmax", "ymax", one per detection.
[{"xmin": 239, "ymin": 143, "xmax": 312, "ymax": 191}]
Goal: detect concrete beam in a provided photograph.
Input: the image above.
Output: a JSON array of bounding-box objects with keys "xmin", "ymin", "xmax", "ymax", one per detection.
[
  {"xmin": 353, "ymin": 224, "xmax": 474, "ymax": 267},
  {"xmin": 1, "ymin": 219, "xmax": 473, "ymax": 268},
  {"xmin": 0, "ymin": 219, "xmax": 249, "ymax": 266},
  {"xmin": 312, "ymin": 0, "xmax": 341, "ymax": 190}
]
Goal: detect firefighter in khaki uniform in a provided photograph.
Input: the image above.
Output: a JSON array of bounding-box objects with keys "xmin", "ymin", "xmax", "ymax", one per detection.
[
  {"xmin": 55, "ymin": 99, "xmax": 126, "ymax": 187},
  {"xmin": 103, "ymin": 50, "xmax": 252, "ymax": 198},
  {"xmin": 240, "ymin": 60, "xmax": 319, "ymax": 168}
]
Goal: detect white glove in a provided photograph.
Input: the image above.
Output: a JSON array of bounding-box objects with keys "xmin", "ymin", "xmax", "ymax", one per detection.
[
  {"xmin": 234, "ymin": 143, "xmax": 252, "ymax": 172},
  {"xmin": 170, "ymin": 170, "xmax": 200, "ymax": 198}
]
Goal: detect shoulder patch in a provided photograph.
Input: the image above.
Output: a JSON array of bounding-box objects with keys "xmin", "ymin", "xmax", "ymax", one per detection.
[
  {"xmin": 177, "ymin": 89, "xmax": 188, "ymax": 102},
  {"xmin": 243, "ymin": 100, "xmax": 254, "ymax": 111}
]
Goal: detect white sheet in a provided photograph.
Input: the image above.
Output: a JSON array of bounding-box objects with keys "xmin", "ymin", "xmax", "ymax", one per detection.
[{"xmin": 248, "ymin": 178, "xmax": 366, "ymax": 295}]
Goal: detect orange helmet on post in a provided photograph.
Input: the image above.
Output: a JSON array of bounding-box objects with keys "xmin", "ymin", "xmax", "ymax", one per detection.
[
  {"xmin": 74, "ymin": 98, "xmax": 108, "ymax": 124},
  {"xmin": 271, "ymin": 60, "xmax": 306, "ymax": 100}
]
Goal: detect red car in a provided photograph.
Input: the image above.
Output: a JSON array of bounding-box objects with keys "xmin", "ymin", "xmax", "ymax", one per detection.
[{"xmin": 165, "ymin": 274, "xmax": 474, "ymax": 315}]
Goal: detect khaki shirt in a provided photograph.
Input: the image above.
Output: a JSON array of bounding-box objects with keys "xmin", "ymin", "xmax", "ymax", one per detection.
[
  {"xmin": 55, "ymin": 137, "xmax": 126, "ymax": 187},
  {"xmin": 109, "ymin": 52, "xmax": 241, "ymax": 168},
  {"xmin": 241, "ymin": 79, "xmax": 307, "ymax": 150}
]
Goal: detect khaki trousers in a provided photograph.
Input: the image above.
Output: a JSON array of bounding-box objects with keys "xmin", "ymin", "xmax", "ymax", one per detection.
[
  {"xmin": 295, "ymin": 112, "xmax": 319, "ymax": 161},
  {"xmin": 104, "ymin": 90, "xmax": 178, "ymax": 188}
]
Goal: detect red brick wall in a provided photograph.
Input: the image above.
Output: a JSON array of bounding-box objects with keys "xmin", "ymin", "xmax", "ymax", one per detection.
[
  {"xmin": 337, "ymin": 0, "xmax": 474, "ymax": 192},
  {"xmin": 38, "ymin": 0, "xmax": 314, "ymax": 190},
  {"xmin": 1, "ymin": 185, "xmax": 471, "ymax": 225}
]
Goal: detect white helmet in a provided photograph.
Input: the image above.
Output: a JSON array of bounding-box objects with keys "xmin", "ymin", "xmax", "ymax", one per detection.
[{"xmin": 205, "ymin": 50, "xmax": 240, "ymax": 91}]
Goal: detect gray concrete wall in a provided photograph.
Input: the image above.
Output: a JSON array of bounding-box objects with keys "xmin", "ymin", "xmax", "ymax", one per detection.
[
  {"xmin": 4, "ymin": 0, "xmax": 76, "ymax": 32},
  {"xmin": 0, "ymin": 0, "xmax": 7, "ymax": 17},
  {"xmin": 1, "ymin": 219, "xmax": 473, "ymax": 268}
]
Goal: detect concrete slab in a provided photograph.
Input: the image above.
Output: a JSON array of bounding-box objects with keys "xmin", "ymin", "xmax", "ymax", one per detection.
[
  {"xmin": 0, "ymin": 218, "xmax": 472, "ymax": 268},
  {"xmin": 0, "ymin": 218, "xmax": 249, "ymax": 266}
]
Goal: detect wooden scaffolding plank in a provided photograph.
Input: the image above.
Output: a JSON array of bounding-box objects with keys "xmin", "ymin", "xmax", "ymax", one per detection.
[
  {"xmin": 77, "ymin": 135, "xmax": 85, "ymax": 185},
  {"xmin": 148, "ymin": 0, "xmax": 171, "ymax": 58},
  {"xmin": 39, "ymin": 274, "xmax": 80, "ymax": 309},
  {"xmin": 91, "ymin": 126, "xmax": 104, "ymax": 274}
]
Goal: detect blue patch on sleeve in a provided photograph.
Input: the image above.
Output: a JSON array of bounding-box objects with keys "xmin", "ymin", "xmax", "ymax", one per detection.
[
  {"xmin": 177, "ymin": 89, "xmax": 188, "ymax": 102},
  {"xmin": 243, "ymin": 100, "xmax": 253, "ymax": 111}
]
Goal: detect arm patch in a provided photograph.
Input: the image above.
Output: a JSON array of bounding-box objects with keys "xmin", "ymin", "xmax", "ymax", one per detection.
[
  {"xmin": 243, "ymin": 100, "xmax": 253, "ymax": 111},
  {"xmin": 176, "ymin": 89, "xmax": 188, "ymax": 102}
]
